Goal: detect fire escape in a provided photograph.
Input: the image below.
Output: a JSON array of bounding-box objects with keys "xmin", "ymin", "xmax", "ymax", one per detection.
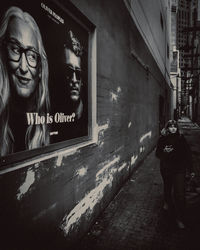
[{"xmin": 179, "ymin": 8, "xmax": 200, "ymax": 122}]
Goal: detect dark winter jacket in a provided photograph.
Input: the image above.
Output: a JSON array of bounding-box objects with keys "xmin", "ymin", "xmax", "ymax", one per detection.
[{"xmin": 155, "ymin": 133, "xmax": 193, "ymax": 173}]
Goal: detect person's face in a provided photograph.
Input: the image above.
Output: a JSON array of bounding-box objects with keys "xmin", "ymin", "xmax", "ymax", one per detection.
[
  {"xmin": 63, "ymin": 48, "xmax": 82, "ymax": 103},
  {"xmin": 6, "ymin": 17, "xmax": 40, "ymax": 98},
  {"xmin": 168, "ymin": 124, "xmax": 177, "ymax": 134}
]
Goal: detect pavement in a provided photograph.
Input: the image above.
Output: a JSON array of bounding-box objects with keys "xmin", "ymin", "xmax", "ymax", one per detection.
[{"xmin": 73, "ymin": 117, "xmax": 200, "ymax": 250}]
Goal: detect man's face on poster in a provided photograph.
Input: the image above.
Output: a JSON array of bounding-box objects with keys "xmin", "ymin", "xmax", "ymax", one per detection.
[
  {"xmin": 63, "ymin": 48, "xmax": 82, "ymax": 104},
  {"xmin": 6, "ymin": 17, "xmax": 40, "ymax": 98}
]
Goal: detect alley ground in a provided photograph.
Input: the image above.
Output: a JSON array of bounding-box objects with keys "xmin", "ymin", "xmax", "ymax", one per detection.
[{"xmin": 74, "ymin": 117, "xmax": 200, "ymax": 250}]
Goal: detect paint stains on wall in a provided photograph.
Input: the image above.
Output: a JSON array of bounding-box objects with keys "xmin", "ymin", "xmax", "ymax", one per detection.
[
  {"xmin": 128, "ymin": 122, "xmax": 132, "ymax": 128},
  {"xmin": 97, "ymin": 122, "xmax": 109, "ymax": 134},
  {"xmin": 117, "ymin": 87, "xmax": 121, "ymax": 93},
  {"xmin": 76, "ymin": 167, "xmax": 88, "ymax": 177},
  {"xmin": 96, "ymin": 122, "xmax": 109, "ymax": 142},
  {"xmin": 110, "ymin": 86, "xmax": 122, "ymax": 102},
  {"xmin": 56, "ymin": 155, "xmax": 63, "ymax": 167},
  {"xmin": 110, "ymin": 91, "xmax": 118, "ymax": 102},
  {"xmin": 96, "ymin": 156, "xmax": 120, "ymax": 182},
  {"xmin": 60, "ymin": 180, "xmax": 107, "ymax": 236},
  {"xmin": 96, "ymin": 121, "xmax": 110, "ymax": 147},
  {"xmin": 60, "ymin": 155, "xmax": 120, "ymax": 236},
  {"xmin": 17, "ymin": 169, "xmax": 35, "ymax": 200},
  {"xmin": 34, "ymin": 163, "xmax": 40, "ymax": 168},
  {"xmin": 118, "ymin": 162, "xmax": 128, "ymax": 172},
  {"xmin": 131, "ymin": 155, "xmax": 138, "ymax": 166},
  {"xmin": 53, "ymin": 146, "xmax": 82, "ymax": 169},
  {"xmin": 139, "ymin": 131, "xmax": 152, "ymax": 155},
  {"xmin": 139, "ymin": 131, "xmax": 152, "ymax": 143},
  {"xmin": 140, "ymin": 146, "xmax": 145, "ymax": 153}
]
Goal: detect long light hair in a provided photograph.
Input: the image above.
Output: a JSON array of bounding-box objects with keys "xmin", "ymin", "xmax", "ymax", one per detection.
[
  {"xmin": 0, "ymin": 6, "xmax": 50, "ymax": 156},
  {"xmin": 161, "ymin": 119, "xmax": 180, "ymax": 136}
]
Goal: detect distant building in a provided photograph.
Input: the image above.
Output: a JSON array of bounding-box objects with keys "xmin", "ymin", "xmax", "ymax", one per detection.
[
  {"xmin": 188, "ymin": 0, "xmax": 200, "ymax": 123},
  {"xmin": 176, "ymin": 0, "xmax": 200, "ymax": 121},
  {"xmin": 170, "ymin": 0, "xmax": 181, "ymax": 119},
  {"xmin": 177, "ymin": 0, "xmax": 190, "ymax": 69},
  {"xmin": 176, "ymin": 0, "xmax": 191, "ymax": 115}
]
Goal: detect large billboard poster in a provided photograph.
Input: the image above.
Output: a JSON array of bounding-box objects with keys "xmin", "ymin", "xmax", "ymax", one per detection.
[{"xmin": 0, "ymin": 0, "xmax": 89, "ymax": 160}]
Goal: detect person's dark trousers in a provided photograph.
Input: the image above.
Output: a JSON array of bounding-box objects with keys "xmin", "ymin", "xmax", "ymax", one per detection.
[{"xmin": 160, "ymin": 167, "xmax": 186, "ymax": 221}]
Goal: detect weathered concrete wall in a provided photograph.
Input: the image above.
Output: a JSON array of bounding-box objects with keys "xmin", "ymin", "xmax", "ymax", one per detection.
[
  {"xmin": 124, "ymin": 0, "xmax": 171, "ymax": 86},
  {"xmin": 0, "ymin": 0, "xmax": 171, "ymax": 248}
]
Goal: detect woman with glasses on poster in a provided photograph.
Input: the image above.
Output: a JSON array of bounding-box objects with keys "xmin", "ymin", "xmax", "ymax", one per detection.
[{"xmin": 0, "ymin": 6, "xmax": 50, "ymax": 156}]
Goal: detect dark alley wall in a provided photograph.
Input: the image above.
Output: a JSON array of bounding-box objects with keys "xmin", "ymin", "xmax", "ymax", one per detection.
[{"xmin": 0, "ymin": 0, "xmax": 171, "ymax": 247}]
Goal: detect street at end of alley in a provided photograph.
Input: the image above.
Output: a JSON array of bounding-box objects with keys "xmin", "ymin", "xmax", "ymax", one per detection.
[{"xmin": 73, "ymin": 117, "xmax": 200, "ymax": 250}]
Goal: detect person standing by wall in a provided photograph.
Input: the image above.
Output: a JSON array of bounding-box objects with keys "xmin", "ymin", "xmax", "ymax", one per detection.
[{"xmin": 156, "ymin": 120, "xmax": 195, "ymax": 229}]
